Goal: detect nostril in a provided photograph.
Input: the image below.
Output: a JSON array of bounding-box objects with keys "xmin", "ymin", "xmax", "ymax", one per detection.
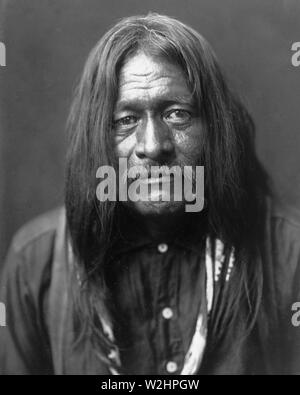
[{"xmin": 163, "ymin": 140, "xmax": 175, "ymax": 153}]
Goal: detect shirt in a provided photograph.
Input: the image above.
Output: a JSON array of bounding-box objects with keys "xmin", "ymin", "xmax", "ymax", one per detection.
[
  {"xmin": 104, "ymin": 212, "xmax": 208, "ymax": 375},
  {"xmin": 0, "ymin": 200, "xmax": 300, "ymax": 375}
]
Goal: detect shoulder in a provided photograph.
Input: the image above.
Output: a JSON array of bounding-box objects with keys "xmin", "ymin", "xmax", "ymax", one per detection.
[
  {"xmin": 270, "ymin": 199, "xmax": 300, "ymax": 231},
  {"xmin": 269, "ymin": 199, "xmax": 300, "ymax": 247},
  {"xmin": 8, "ymin": 207, "xmax": 65, "ymax": 256},
  {"xmin": 2, "ymin": 207, "xmax": 66, "ymax": 296},
  {"xmin": 266, "ymin": 199, "xmax": 300, "ymax": 300}
]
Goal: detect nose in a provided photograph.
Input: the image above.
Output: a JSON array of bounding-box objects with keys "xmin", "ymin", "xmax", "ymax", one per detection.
[{"xmin": 135, "ymin": 116, "xmax": 175, "ymax": 162}]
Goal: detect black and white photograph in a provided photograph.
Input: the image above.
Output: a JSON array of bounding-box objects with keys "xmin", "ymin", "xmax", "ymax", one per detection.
[{"xmin": 0, "ymin": 0, "xmax": 300, "ymax": 377}]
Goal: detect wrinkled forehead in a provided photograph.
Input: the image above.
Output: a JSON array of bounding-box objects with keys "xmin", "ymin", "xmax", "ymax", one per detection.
[
  {"xmin": 118, "ymin": 48, "xmax": 188, "ymax": 81},
  {"xmin": 115, "ymin": 51, "xmax": 194, "ymax": 108}
]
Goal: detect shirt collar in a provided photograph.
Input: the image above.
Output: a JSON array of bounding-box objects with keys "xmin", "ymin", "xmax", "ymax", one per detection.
[{"xmin": 111, "ymin": 206, "xmax": 208, "ymax": 256}]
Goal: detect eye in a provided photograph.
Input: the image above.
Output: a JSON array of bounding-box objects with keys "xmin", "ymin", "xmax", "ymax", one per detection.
[
  {"xmin": 165, "ymin": 109, "xmax": 192, "ymax": 125},
  {"xmin": 113, "ymin": 115, "xmax": 138, "ymax": 131}
]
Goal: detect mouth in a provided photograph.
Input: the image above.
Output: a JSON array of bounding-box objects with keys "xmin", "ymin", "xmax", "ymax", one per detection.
[
  {"xmin": 138, "ymin": 175, "xmax": 173, "ymax": 184},
  {"xmin": 130, "ymin": 168, "xmax": 177, "ymax": 181}
]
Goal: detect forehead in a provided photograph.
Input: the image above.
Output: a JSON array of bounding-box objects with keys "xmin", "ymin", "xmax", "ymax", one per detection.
[{"xmin": 115, "ymin": 52, "xmax": 193, "ymax": 108}]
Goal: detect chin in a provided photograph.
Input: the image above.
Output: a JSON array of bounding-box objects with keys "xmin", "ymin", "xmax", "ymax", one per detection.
[{"xmin": 129, "ymin": 200, "xmax": 185, "ymax": 217}]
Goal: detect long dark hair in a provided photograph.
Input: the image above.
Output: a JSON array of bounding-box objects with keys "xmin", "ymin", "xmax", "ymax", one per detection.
[{"xmin": 65, "ymin": 13, "xmax": 272, "ymax": 369}]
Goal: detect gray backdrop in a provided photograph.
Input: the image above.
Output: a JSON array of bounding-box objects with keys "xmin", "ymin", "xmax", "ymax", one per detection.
[{"xmin": 1, "ymin": 0, "xmax": 300, "ymax": 262}]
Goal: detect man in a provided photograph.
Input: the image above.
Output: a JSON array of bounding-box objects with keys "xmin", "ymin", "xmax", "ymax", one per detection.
[{"xmin": 0, "ymin": 13, "xmax": 300, "ymax": 375}]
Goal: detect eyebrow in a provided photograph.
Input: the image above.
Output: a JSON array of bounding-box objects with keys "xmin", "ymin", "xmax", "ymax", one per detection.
[{"xmin": 114, "ymin": 96, "xmax": 196, "ymax": 113}]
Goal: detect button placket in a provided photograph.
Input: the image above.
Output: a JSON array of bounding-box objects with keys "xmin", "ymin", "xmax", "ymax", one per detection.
[{"xmin": 155, "ymin": 243, "xmax": 184, "ymax": 374}]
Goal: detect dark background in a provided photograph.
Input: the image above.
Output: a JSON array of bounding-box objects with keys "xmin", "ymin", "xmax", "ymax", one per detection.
[{"xmin": 0, "ymin": 0, "xmax": 300, "ymax": 262}]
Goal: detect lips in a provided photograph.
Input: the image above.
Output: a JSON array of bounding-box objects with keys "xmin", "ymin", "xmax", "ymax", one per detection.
[
  {"xmin": 130, "ymin": 169, "xmax": 177, "ymax": 181},
  {"xmin": 139, "ymin": 175, "xmax": 173, "ymax": 184}
]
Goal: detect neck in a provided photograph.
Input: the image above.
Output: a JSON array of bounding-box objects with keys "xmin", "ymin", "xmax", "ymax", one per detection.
[
  {"xmin": 118, "ymin": 205, "xmax": 206, "ymax": 242},
  {"xmin": 142, "ymin": 212, "xmax": 187, "ymax": 240}
]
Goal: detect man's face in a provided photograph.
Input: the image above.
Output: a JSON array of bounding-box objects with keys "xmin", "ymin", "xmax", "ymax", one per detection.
[{"xmin": 114, "ymin": 52, "xmax": 203, "ymax": 216}]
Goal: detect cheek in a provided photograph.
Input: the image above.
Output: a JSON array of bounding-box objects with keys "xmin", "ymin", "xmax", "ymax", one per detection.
[
  {"xmin": 115, "ymin": 133, "xmax": 137, "ymax": 158},
  {"xmin": 173, "ymin": 125, "xmax": 203, "ymax": 164}
]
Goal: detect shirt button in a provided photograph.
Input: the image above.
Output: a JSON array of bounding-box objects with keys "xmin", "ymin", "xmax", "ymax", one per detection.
[
  {"xmin": 166, "ymin": 361, "xmax": 178, "ymax": 373},
  {"xmin": 162, "ymin": 307, "xmax": 173, "ymax": 320},
  {"xmin": 158, "ymin": 243, "xmax": 168, "ymax": 253}
]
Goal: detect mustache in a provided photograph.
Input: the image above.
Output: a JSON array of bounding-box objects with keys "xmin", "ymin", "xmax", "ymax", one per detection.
[{"xmin": 118, "ymin": 163, "xmax": 196, "ymax": 185}]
